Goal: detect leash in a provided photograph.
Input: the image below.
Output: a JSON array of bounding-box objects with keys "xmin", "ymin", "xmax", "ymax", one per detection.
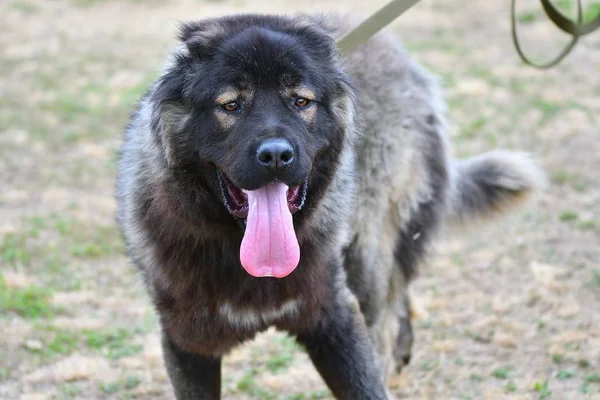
[
  {"xmin": 336, "ymin": 0, "xmax": 600, "ymax": 69},
  {"xmin": 336, "ymin": 0, "xmax": 421, "ymax": 56},
  {"xmin": 512, "ymin": 0, "xmax": 600, "ymax": 69}
]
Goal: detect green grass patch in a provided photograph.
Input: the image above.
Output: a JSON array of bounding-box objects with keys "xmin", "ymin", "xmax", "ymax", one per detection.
[
  {"xmin": 85, "ymin": 328, "xmax": 143, "ymax": 360},
  {"xmin": 534, "ymin": 380, "xmax": 551, "ymax": 399},
  {"xmin": 578, "ymin": 358, "xmax": 590, "ymax": 368},
  {"xmin": 578, "ymin": 220, "xmax": 596, "ymax": 231},
  {"xmin": 534, "ymin": 97, "xmax": 562, "ymax": 125},
  {"xmin": 1, "ymin": 232, "xmax": 31, "ymax": 266},
  {"xmin": 551, "ymin": 352, "xmax": 564, "ymax": 364},
  {"xmin": 518, "ymin": 11, "xmax": 537, "ymax": 24},
  {"xmin": 585, "ymin": 373, "xmax": 600, "ymax": 383},
  {"xmin": 491, "ymin": 366, "xmax": 511, "ymax": 379},
  {"xmin": 283, "ymin": 390, "xmax": 332, "ymax": 400},
  {"xmin": 124, "ymin": 375, "xmax": 141, "ymax": 390},
  {"xmin": 423, "ymin": 360, "xmax": 440, "ymax": 371},
  {"xmin": 98, "ymin": 380, "xmax": 120, "ymax": 394},
  {"xmin": 2, "ymin": 213, "xmax": 124, "ymax": 275},
  {"xmin": 559, "ymin": 210, "xmax": 579, "ymax": 222},
  {"xmin": 551, "ymin": 169, "xmax": 568, "ymax": 185},
  {"xmin": 9, "ymin": 0, "xmax": 40, "ymax": 14},
  {"xmin": 60, "ymin": 382, "xmax": 85, "ymax": 397},
  {"xmin": 236, "ymin": 368, "xmax": 276, "ymax": 399},
  {"xmin": 265, "ymin": 350, "xmax": 294, "ymax": 374},
  {"xmin": 0, "ymin": 276, "xmax": 54, "ymax": 319},
  {"xmin": 47, "ymin": 330, "xmax": 80, "ymax": 356},
  {"xmin": 505, "ymin": 381, "xmax": 517, "ymax": 392},
  {"xmin": 457, "ymin": 117, "xmax": 487, "ymax": 142},
  {"xmin": 592, "ymin": 269, "xmax": 600, "ymax": 287},
  {"xmin": 557, "ymin": 369, "xmax": 576, "ymax": 380}
]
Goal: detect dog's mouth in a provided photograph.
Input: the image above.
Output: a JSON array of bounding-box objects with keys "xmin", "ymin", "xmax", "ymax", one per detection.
[
  {"xmin": 217, "ymin": 170, "xmax": 307, "ymax": 279},
  {"xmin": 217, "ymin": 171, "xmax": 307, "ymax": 220}
]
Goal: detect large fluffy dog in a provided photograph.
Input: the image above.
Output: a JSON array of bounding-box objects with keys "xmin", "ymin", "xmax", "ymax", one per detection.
[{"xmin": 116, "ymin": 13, "xmax": 543, "ymax": 399}]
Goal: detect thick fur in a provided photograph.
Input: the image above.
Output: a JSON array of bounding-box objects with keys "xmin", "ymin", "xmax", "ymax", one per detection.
[{"xmin": 116, "ymin": 13, "xmax": 544, "ymax": 399}]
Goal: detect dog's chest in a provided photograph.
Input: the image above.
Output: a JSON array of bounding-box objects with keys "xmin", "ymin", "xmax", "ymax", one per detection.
[{"xmin": 218, "ymin": 296, "xmax": 304, "ymax": 331}]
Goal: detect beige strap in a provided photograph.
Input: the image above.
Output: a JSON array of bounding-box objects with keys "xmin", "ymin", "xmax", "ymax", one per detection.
[{"xmin": 336, "ymin": 0, "xmax": 422, "ymax": 56}]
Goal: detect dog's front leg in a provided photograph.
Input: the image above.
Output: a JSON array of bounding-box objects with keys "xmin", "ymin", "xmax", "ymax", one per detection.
[
  {"xmin": 296, "ymin": 292, "xmax": 389, "ymax": 400},
  {"xmin": 161, "ymin": 333, "xmax": 222, "ymax": 400}
]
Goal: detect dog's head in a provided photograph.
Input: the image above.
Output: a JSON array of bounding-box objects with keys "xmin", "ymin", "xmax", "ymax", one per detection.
[{"xmin": 148, "ymin": 15, "xmax": 356, "ymax": 278}]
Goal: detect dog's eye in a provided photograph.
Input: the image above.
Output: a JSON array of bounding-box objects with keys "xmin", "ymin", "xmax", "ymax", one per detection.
[
  {"xmin": 222, "ymin": 102, "xmax": 239, "ymax": 112},
  {"xmin": 294, "ymin": 98, "xmax": 311, "ymax": 108}
]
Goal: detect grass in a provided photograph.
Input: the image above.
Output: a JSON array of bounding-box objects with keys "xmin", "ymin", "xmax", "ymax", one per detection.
[
  {"xmin": 557, "ymin": 369, "xmax": 576, "ymax": 380},
  {"xmin": 534, "ymin": 97, "xmax": 562, "ymax": 125},
  {"xmin": 534, "ymin": 381, "xmax": 552, "ymax": 399},
  {"xmin": 9, "ymin": 0, "xmax": 40, "ymax": 14},
  {"xmin": 551, "ymin": 352, "xmax": 564, "ymax": 364},
  {"xmin": 0, "ymin": 213, "xmax": 124, "ymax": 291},
  {"xmin": 47, "ymin": 330, "xmax": 80, "ymax": 356},
  {"xmin": 60, "ymin": 382, "xmax": 85, "ymax": 397},
  {"xmin": 98, "ymin": 381, "xmax": 120, "ymax": 394},
  {"xmin": 580, "ymin": 373, "xmax": 600, "ymax": 394},
  {"xmin": 585, "ymin": 374, "xmax": 600, "ymax": 383},
  {"xmin": 265, "ymin": 351, "xmax": 294, "ymax": 373},
  {"xmin": 0, "ymin": 276, "xmax": 54, "ymax": 319},
  {"xmin": 592, "ymin": 269, "xmax": 600, "ymax": 287},
  {"xmin": 518, "ymin": 12, "xmax": 537, "ymax": 24},
  {"xmin": 505, "ymin": 381, "xmax": 517, "ymax": 392},
  {"xmin": 559, "ymin": 210, "xmax": 579, "ymax": 222},
  {"xmin": 491, "ymin": 366, "xmax": 511, "ymax": 379},
  {"xmin": 124, "ymin": 375, "xmax": 141, "ymax": 390},
  {"xmin": 20, "ymin": 325, "xmax": 145, "ymax": 363},
  {"xmin": 1, "ymin": 0, "xmax": 599, "ymax": 398},
  {"xmin": 231, "ymin": 336, "xmax": 333, "ymax": 399},
  {"xmin": 284, "ymin": 391, "xmax": 331, "ymax": 400},
  {"xmin": 1, "ymin": 232, "xmax": 31, "ymax": 266},
  {"xmin": 423, "ymin": 360, "xmax": 440, "ymax": 371},
  {"xmin": 456, "ymin": 117, "xmax": 487, "ymax": 142},
  {"xmin": 579, "ymin": 359, "xmax": 591, "ymax": 368},
  {"xmin": 236, "ymin": 368, "xmax": 276, "ymax": 399},
  {"xmin": 84, "ymin": 328, "xmax": 143, "ymax": 360}
]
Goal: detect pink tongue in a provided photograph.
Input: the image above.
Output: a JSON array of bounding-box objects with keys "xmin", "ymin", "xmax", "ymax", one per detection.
[{"xmin": 240, "ymin": 183, "xmax": 300, "ymax": 278}]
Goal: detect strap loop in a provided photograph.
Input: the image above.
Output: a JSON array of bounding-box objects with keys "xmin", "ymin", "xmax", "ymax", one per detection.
[{"xmin": 512, "ymin": 0, "xmax": 600, "ymax": 69}]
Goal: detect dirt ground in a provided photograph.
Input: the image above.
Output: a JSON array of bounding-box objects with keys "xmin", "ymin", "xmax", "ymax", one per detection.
[{"xmin": 1, "ymin": 0, "xmax": 599, "ymax": 399}]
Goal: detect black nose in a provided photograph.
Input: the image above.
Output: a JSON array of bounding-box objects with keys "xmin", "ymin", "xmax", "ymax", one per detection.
[{"xmin": 256, "ymin": 138, "xmax": 295, "ymax": 170}]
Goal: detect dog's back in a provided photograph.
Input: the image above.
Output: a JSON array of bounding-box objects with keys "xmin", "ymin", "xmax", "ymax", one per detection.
[{"xmin": 325, "ymin": 14, "xmax": 545, "ymax": 377}]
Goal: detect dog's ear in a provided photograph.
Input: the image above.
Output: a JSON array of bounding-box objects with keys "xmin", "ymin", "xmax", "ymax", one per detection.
[
  {"xmin": 178, "ymin": 19, "xmax": 226, "ymax": 59},
  {"xmin": 148, "ymin": 68, "xmax": 194, "ymax": 168},
  {"xmin": 155, "ymin": 102, "xmax": 194, "ymax": 168}
]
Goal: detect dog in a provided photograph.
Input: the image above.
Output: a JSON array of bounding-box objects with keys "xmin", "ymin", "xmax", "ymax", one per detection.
[{"xmin": 116, "ymin": 13, "xmax": 544, "ymax": 399}]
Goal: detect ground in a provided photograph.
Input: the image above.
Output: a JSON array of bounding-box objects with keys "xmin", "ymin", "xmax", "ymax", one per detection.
[{"xmin": 1, "ymin": 0, "xmax": 599, "ymax": 399}]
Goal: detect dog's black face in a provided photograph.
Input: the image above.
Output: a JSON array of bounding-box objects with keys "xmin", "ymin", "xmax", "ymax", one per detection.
[{"xmin": 149, "ymin": 15, "xmax": 353, "ymax": 277}]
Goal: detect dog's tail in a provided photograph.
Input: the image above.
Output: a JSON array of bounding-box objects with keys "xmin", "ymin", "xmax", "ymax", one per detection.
[{"xmin": 445, "ymin": 151, "xmax": 546, "ymax": 227}]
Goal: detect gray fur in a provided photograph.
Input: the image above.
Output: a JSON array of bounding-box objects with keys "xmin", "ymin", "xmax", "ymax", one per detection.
[{"xmin": 116, "ymin": 12, "xmax": 545, "ymax": 398}]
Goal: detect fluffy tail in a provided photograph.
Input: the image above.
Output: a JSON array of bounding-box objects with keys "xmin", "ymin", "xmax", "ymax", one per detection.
[{"xmin": 446, "ymin": 151, "xmax": 546, "ymax": 226}]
